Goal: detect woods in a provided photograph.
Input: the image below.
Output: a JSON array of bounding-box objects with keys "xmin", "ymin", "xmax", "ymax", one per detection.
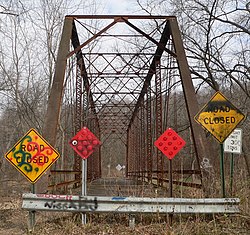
[
  {"xmin": 0, "ymin": 0, "xmax": 249, "ymax": 195},
  {"xmin": 0, "ymin": 1, "xmax": 249, "ymax": 234}
]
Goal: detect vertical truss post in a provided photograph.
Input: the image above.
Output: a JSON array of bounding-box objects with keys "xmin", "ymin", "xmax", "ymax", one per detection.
[
  {"xmin": 126, "ymin": 129, "xmax": 129, "ymax": 178},
  {"xmin": 128, "ymin": 127, "xmax": 132, "ymax": 177},
  {"xmin": 140, "ymin": 105, "xmax": 146, "ymax": 182},
  {"xmin": 134, "ymin": 116, "xmax": 137, "ymax": 180},
  {"xmin": 86, "ymin": 114, "xmax": 101, "ymax": 181},
  {"xmin": 129, "ymin": 126, "xmax": 135, "ymax": 178},
  {"xmin": 95, "ymin": 122, "xmax": 101, "ymax": 179},
  {"xmin": 86, "ymin": 111, "xmax": 101, "ymax": 180},
  {"xmin": 133, "ymin": 119, "xmax": 137, "ymax": 179},
  {"xmin": 75, "ymin": 63, "xmax": 83, "ymax": 134},
  {"xmin": 136, "ymin": 115, "xmax": 140, "ymax": 180},
  {"xmin": 86, "ymin": 118, "xmax": 93, "ymax": 180},
  {"xmin": 155, "ymin": 60, "xmax": 163, "ymax": 186},
  {"xmin": 129, "ymin": 126, "xmax": 134, "ymax": 178},
  {"xmin": 146, "ymin": 84, "xmax": 153, "ymax": 183},
  {"xmin": 170, "ymin": 18, "xmax": 214, "ymax": 195},
  {"xmin": 74, "ymin": 63, "xmax": 83, "ymax": 184}
]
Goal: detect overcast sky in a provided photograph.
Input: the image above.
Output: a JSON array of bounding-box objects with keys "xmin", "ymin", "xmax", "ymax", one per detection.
[{"xmin": 103, "ymin": 0, "xmax": 139, "ymax": 14}]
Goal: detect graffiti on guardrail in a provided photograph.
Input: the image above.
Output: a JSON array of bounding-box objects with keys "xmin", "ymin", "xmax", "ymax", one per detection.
[
  {"xmin": 37, "ymin": 194, "xmax": 73, "ymax": 200},
  {"xmin": 35, "ymin": 194, "xmax": 98, "ymax": 211}
]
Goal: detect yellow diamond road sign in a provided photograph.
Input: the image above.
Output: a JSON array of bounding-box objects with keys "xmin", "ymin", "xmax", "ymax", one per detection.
[
  {"xmin": 4, "ymin": 128, "xmax": 60, "ymax": 183},
  {"xmin": 195, "ymin": 91, "xmax": 245, "ymax": 143}
]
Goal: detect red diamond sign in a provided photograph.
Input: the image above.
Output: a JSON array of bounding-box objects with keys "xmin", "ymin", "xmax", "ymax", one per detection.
[
  {"xmin": 154, "ymin": 128, "xmax": 186, "ymax": 160},
  {"xmin": 69, "ymin": 127, "xmax": 101, "ymax": 159}
]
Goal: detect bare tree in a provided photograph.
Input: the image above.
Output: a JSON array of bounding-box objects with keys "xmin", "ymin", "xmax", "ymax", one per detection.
[
  {"xmin": 0, "ymin": 0, "xmax": 93, "ymax": 175},
  {"xmin": 136, "ymin": 0, "xmax": 250, "ymax": 175}
]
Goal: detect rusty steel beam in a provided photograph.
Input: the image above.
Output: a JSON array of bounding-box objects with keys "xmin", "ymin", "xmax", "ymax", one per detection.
[
  {"xmin": 45, "ymin": 15, "xmax": 212, "ymax": 194},
  {"xmin": 139, "ymin": 106, "xmax": 147, "ymax": 181},
  {"xmin": 87, "ymin": 73, "xmax": 148, "ymax": 76},
  {"xmin": 38, "ymin": 18, "xmax": 73, "ymax": 194},
  {"xmin": 71, "ymin": 21, "xmax": 98, "ymax": 120},
  {"xmin": 127, "ymin": 129, "xmax": 133, "ymax": 178},
  {"xmin": 136, "ymin": 115, "xmax": 141, "ymax": 180},
  {"xmin": 169, "ymin": 19, "xmax": 214, "ymax": 195},
  {"xmin": 66, "ymin": 15, "xmax": 176, "ymax": 20},
  {"xmin": 126, "ymin": 129, "xmax": 129, "ymax": 178},
  {"xmin": 72, "ymin": 22, "xmax": 97, "ymax": 183},
  {"xmin": 128, "ymin": 21, "xmax": 171, "ymax": 129},
  {"xmin": 122, "ymin": 18, "xmax": 176, "ymax": 58},
  {"xmin": 75, "ymin": 65, "xmax": 82, "ymax": 132},
  {"xmin": 67, "ymin": 19, "xmax": 118, "ymax": 58},
  {"xmin": 48, "ymin": 179, "xmax": 81, "ymax": 189},
  {"xmin": 50, "ymin": 170, "xmax": 81, "ymax": 174},
  {"xmin": 146, "ymin": 84, "xmax": 153, "ymax": 183},
  {"xmin": 155, "ymin": 60, "xmax": 163, "ymax": 186},
  {"xmin": 43, "ymin": 18, "xmax": 73, "ymax": 146},
  {"xmin": 141, "ymin": 169, "xmax": 201, "ymax": 175},
  {"xmin": 82, "ymin": 52, "xmax": 155, "ymax": 56},
  {"xmin": 72, "ymin": 20, "xmax": 102, "ymax": 183},
  {"xmin": 130, "ymin": 126, "xmax": 135, "ymax": 178},
  {"xmin": 73, "ymin": 65, "xmax": 82, "ymax": 182}
]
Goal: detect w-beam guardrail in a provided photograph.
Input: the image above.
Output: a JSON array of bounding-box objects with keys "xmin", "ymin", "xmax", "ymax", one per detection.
[{"xmin": 22, "ymin": 193, "xmax": 240, "ymax": 214}]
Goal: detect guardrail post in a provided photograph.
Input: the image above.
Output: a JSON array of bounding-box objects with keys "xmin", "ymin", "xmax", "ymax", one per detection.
[
  {"xmin": 28, "ymin": 184, "xmax": 36, "ymax": 232},
  {"xmin": 129, "ymin": 214, "xmax": 136, "ymax": 229}
]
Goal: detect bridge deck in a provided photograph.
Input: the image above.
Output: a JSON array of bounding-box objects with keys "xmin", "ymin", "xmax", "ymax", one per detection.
[{"xmin": 87, "ymin": 178, "xmax": 168, "ymax": 197}]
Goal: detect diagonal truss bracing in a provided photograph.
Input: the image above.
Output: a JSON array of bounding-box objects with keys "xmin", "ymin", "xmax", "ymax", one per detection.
[{"xmin": 42, "ymin": 15, "xmax": 214, "ymax": 195}]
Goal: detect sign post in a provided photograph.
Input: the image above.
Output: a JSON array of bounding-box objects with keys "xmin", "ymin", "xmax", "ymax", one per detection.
[
  {"xmin": 220, "ymin": 143, "xmax": 226, "ymax": 198},
  {"xmin": 29, "ymin": 184, "xmax": 35, "ymax": 231},
  {"xmin": 195, "ymin": 92, "xmax": 245, "ymax": 197},
  {"xmin": 82, "ymin": 159, "xmax": 87, "ymax": 224},
  {"xmin": 154, "ymin": 128, "xmax": 186, "ymax": 225},
  {"xmin": 223, "ymin": 128, "xmax": 242, "ymax": 195},
  {"xmin": 69, "ymin": 127, "xmax": 101, "ymax": 224},
  {"xmin": 230, "ymin": 153, "xmax": 234, "ymax": 195}
]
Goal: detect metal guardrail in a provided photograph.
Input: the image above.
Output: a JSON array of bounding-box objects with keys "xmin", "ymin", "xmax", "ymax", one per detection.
[{"xmin": 22, "ymin": 193, "xmax": 240, "ymax": 214}]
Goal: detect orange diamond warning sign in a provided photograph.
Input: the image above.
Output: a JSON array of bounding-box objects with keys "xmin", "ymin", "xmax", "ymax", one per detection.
[
  {"xmin": 4, "ymin": 128, "xmax": 60, "ymax": 183},
  {"xmin": 195, "ymin": 91, "xmax": 245, "ymax": 143}
]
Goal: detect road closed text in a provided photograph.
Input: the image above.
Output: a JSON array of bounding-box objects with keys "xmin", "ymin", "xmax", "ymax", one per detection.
[
  {"xmin": 16, "ymin": 155, "xmax": 49, "ymax": 164},
  {"xmin": 203, "ymin": 116, "xmax": 235, "ymax": 124}
]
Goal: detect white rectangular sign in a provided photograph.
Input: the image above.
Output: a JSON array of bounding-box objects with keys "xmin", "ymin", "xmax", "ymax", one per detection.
[{"xmin": 224, "ymin": 128, "xmax": 242, "ymax": 154}]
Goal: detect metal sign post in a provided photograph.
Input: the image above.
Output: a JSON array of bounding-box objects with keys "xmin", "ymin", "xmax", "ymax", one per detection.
[
  {"xmin": 82, "ymin": 159, "xmax": 87, "ymax": 224},
  {"xmin": 230, "ymin": 153, "xmax": 234, "ymax": 195},
  {"xmin": 154, "ymin": 128, "xmax": 186, "ymax": 198},
  {"xmin": 220, "ymin": 144, "xmax": 226, "ymax": 198},
  {"xmin": 154, "ymin": 128, "xmax": 186, "ymax": 226},
  {"xmin": 28, "ymin": 184, "xmax": 36, "ymax": 232},
  {"xmin": 168, "ymin": 159, "xmax": 173, "ymax": 225},
  {"xmin": 69, "ymin": 127, "xmax": 101, "ymax": 225},
  {"xmin": 223, "ymin": 128, "xmax": 242, "ymax": 195}
]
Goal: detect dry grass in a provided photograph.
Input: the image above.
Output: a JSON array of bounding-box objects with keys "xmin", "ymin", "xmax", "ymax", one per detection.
[
  {"xmin": 0, "ymin": 172, "xmax": 249, "ymax": 235},
  {"xmin": 29, "ymin": 212, "xmax": 249, "ymax": 235}
]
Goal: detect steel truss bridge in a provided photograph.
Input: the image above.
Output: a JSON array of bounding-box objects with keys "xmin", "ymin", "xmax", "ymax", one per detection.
[{"xmin": 41, "ymin": 15, "xmax": 213, "ymax": 194}]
